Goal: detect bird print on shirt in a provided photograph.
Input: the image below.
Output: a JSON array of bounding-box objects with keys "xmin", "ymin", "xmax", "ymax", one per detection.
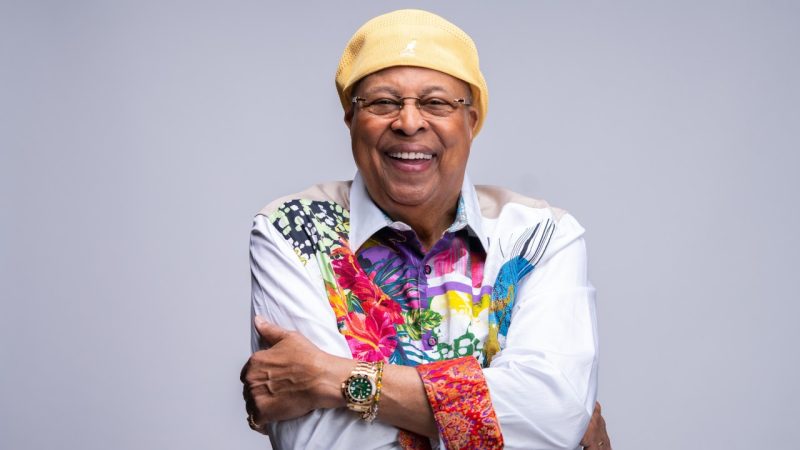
[{"xmin": 484, "ymin": 219, "xmax": 555, "ymax": 365}]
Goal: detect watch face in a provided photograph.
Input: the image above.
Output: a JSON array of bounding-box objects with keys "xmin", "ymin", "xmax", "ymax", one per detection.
[{"xmin": 347, "ymin": 376, "xmax": 374, "ymax": 402}]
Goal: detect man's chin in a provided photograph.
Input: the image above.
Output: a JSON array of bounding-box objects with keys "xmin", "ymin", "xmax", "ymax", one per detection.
[{"xmin": 383, "ymin": 186, "xmax": 436, "ymax": 210}]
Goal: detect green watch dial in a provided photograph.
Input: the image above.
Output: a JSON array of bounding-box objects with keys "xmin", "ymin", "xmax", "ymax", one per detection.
[{"xmin": 347, "ymin": 376, "xmax": 374, "ymax": 401}]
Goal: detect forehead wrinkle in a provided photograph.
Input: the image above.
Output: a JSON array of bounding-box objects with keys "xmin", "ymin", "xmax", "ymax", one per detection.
[
  {"xmin": 422, "ymin": 82, "xmax": 472, "ymax": 99},
  {"xmin": 361, "ymin": 84, "xmax": 469, "ymax": 99},
  {"xmin": 419, "ymin": 86, "xmax": 449, "ymax": 96},
  {"xmin": 361, "ymin": 85, "xmax": 402, "ymax": 97}
]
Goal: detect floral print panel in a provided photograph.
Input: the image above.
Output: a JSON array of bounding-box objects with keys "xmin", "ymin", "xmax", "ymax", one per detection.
[
  {"xmin": 269, "ymin": 199, "xmax": 491, "ymax": 367},
  {"xmin": 269, "ymin": 198, "xmax": 554, "ymax": 370}
]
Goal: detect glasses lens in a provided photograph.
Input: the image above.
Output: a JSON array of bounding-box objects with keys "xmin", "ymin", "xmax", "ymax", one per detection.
[
  {"xmin": 360, "ymin": 97, "xmax": 461, "ymax": 117},
  {"xmin": 366, "ymin": 98, "xmax": 401, "ymax": 116},
  {"xmin": 420, "ymin": 98, "xmax": 456, "ymax": 117}
]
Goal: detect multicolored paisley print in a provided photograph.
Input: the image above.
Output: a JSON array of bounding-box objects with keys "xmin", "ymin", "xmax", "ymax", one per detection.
[{"xmin": 416, "ymin": 357, "xmax": 503, "ymax": 449}]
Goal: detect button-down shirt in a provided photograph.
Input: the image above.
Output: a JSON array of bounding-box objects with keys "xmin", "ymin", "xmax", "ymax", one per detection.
[{"xmin": 250, "ymin": 172, "xmax": 598, "ymax": 449}]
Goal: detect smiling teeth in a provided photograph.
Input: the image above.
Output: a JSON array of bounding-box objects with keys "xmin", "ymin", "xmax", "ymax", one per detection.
[{"xmin": 389, "ymin": 152, "xmax": 433, "ymax": 160}]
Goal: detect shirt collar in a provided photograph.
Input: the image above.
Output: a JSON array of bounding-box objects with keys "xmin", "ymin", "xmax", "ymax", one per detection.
[{"xmin": 349, "ymin": 171, "xmax": 488, "ymax": 252}]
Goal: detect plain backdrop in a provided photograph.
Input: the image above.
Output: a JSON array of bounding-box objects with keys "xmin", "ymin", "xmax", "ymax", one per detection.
[{"xmin": 2, "ymin": 1, "xmax": 798, "ymax": 449}]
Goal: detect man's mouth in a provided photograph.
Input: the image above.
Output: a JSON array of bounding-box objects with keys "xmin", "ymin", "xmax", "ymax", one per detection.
[{"xmin": 388, "ymin": 152, "xmax": 434, "ymax": 160}]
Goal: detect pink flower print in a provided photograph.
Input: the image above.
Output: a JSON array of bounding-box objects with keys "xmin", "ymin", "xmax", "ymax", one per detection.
[
  {"xmin": 331, "ymin": 243, "xmax": 404, "ymax": 325},
  {"xmin": 342, "ymin": 308, "xmax": 397, "ymax": 362}
]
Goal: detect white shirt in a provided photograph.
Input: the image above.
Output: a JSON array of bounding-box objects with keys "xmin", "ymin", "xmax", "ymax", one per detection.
[{"xmin": 250, "ymin": 173, "xmax": 598, "ymax": 450}]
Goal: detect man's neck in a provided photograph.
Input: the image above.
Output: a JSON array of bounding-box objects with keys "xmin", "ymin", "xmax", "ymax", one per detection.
[{"xmin": 383, "ymin": 200, "xmax": 458, "ymax": 253}]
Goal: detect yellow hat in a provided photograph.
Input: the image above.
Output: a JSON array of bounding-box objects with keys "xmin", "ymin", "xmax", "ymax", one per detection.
[{"xmin": 336, "ymin": 9, "xmax": 489, "ymax": 135}]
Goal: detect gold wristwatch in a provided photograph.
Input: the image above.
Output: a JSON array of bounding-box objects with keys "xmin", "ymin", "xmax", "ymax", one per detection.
[{"xmin": 341, "ymin": 361, "xmax": 379, "ymax": 414}]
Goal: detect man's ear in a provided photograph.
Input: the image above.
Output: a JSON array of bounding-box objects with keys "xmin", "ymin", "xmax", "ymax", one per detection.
[
  {"xmin": 344, "ymin": 106, "xmax": 354, "ymax": 130},
  {"xmin": 468, "ymin": 108, "xmax": 479, "ymax": 139}
]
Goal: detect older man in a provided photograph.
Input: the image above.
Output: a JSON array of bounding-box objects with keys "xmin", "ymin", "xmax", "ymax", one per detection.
[{"xmin": 241, "ymin": 9, "xmax": 610, "ymax": 450}]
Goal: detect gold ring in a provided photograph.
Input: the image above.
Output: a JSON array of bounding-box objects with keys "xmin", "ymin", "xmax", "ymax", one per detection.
[{"xmin": 247, "ymin": 413, "xmax": 262, "ymax": 432}]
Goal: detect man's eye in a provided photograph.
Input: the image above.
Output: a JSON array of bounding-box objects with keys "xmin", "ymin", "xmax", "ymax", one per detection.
[
  {"xmin": 424, "ymin": 98, "xmax": 448, "ymax": 106},
  {"xmin": 372, "ymin": 98, "xmax": 398, "ymax": 105}
]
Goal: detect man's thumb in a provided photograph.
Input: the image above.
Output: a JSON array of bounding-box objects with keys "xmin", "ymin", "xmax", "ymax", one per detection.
[{"xmin": 254, "ymin": 316, "xmax": 288, "ymax": 345}]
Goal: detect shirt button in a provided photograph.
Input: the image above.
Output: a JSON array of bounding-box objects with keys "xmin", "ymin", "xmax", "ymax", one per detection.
[
  {"xmin": 424, "ymin": 264, "xmax": 432, "ymax": 275},
  {"xmin": 427, "ymin": 336, "xmax": 437, "ymax": 346}
]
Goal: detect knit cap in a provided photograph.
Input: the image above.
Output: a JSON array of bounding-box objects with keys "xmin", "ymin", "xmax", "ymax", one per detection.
[{"xmin": 336, "ymin": 9, "xmax": 489, "ymax": 135}]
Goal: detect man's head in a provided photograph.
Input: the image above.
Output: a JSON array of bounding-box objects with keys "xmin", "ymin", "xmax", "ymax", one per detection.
[
  {"xmin": 336, "ymin": 9, "xmax": 488, "ymax": 135},
  {"xmin": 336, "ymin": 10, "xmax": 487, "ymax": 231}
]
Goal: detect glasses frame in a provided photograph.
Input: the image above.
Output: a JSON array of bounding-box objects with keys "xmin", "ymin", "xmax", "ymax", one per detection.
[{"xmin": 351, "ymin": 95, "xmax": 472, "ymax": 119}]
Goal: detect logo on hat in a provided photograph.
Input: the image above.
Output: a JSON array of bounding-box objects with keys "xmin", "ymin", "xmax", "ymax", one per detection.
[{"xmin": 400, "ymin": 40, "xmax": 417, "ymax": 57}]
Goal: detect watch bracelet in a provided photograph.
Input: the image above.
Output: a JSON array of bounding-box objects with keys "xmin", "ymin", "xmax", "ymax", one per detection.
[{"xmin": 362, "ymin": 361, "xmax": 384, "ymax": 423}]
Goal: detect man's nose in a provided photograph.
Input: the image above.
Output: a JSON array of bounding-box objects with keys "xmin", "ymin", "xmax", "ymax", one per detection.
[{"xmin": 391, "ymin": 99, "xmax": 428, "ymax": 135}]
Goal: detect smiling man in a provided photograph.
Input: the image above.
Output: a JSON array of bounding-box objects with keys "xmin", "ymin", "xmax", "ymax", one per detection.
[
  {"xmin": 347, "ymin": 66, "xmax": 476, "ymax": 252},
  {"xmin": 241, "ymin": 9, "xmax": 610, "ymax": 450}
]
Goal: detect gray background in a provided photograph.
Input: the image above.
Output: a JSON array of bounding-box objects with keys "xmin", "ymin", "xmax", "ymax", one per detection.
[{"xmin": 2, "ymin": 1, "xmax": 798, "ymax": 449}]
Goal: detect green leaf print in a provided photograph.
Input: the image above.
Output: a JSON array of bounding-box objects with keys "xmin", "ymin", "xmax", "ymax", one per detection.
[
  {"xmin": 398, "ymin": 309, "xmax": 442, "ymax": 341},
  {"xmin": 346, "ymin": 292, "xmax": 364, "ymax": 314}
]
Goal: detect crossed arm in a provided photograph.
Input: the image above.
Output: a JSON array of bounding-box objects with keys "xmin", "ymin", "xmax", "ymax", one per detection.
[
  {"xmin": 242, "ymin": 317, "xmax": 437, "ymax": 437},
  {"xmin": 241, "ymin": 318, "xmax": 611, "ymax": 448},
  {"xmin": 241, "ymin": 214, "xmax": 612, "ymax": 449}
]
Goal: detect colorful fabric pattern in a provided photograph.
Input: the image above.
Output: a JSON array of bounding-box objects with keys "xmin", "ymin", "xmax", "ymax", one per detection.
[
  {"xmin": 397, "ymin": 430, "xmax": 433, "ymax": 450},
  {"xmin": 268, "ymin": 197, "xmax": 553, "ymax": 447},
  {"xmin": 268, "ymin": 199, "xmax": 495, "ymax": 367},
  {"xmin": 484, "ymin": 219, "xmax": 555, "ymax": 364},
  {"xmin": 416, "ymin": 357, "xmax": 503, "ymax": 449}
]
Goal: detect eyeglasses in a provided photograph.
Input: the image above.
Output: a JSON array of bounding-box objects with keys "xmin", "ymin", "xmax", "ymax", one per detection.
[{"xmin": 352, "ymin": 96, "xmax": 471, "ymax": 119}]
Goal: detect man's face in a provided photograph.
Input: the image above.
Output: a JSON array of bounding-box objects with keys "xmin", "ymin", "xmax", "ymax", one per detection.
[{"xmin": 345, "ymin": 66, "xmax": 479, "ymax": 219}]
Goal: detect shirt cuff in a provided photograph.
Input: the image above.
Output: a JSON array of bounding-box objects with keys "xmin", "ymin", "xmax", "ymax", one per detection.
[
  {"xmin": 397, "ymin": 430, "xmax": 433, "ymax": 450},
  {"xmin": 415, "ymin": 357, "xmax": 504, "ymax": 450}
]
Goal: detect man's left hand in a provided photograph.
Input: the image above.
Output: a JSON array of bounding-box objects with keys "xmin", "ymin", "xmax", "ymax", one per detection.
[{"xmin": 580, "ymin": 401, "xmax": 612, "ymax": 449}]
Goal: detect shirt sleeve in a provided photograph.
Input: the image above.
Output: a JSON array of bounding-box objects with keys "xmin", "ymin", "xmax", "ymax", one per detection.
[
  {"xmin": 483, "ymin": 214, "xmax": 598, "ymax": 449},
  {"xmin": 249, "ymin": 214, "xmax": 402, "ymax": 450}
]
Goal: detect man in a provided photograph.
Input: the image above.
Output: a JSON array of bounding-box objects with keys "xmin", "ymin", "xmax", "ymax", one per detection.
[{"xmin": 241, "ymin": 9, "xmax": 611, "ymax": 449}]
